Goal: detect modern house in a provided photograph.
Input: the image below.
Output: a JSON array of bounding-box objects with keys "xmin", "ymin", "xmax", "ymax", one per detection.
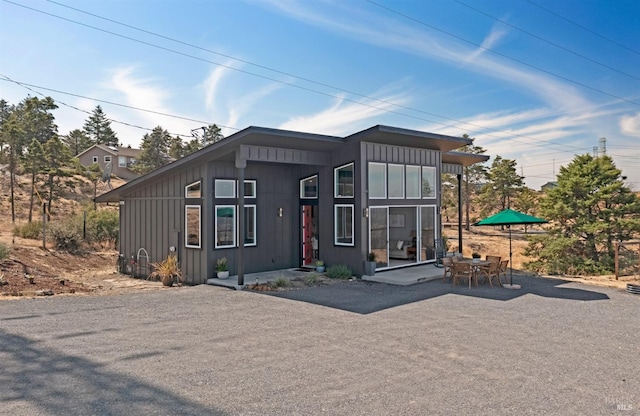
[
  {"xmin": 95, "ymin": 125, "xmax": 489, "ymax": 285},
  {"xmin": 77, "ymin": 145, "xmax": 142, "ymax": 181}
]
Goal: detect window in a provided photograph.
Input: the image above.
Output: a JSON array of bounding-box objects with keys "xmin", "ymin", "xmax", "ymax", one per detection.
[
  {"xmin": 368, "ymin": 162, "xmax": 386, "ymax": 199},
  {"xmin": 388, "ymin": 164, "xmax": 404, "ymax": 199},
  {"xmin": 215, "ymin": 179, "xmax": 236, "ymax": 198},
  {"xmin": 118, "ymin": 156, "xmax": 126, "ymax": 167},
  {"xmin": 334, "ymin": 204, "xmax": 354, "ymax": 246},
  {"xmin": 104, "ymin": 155, "xmax": 112, "ymax": 163},
  {"xmin": 334, "ymin": 162, "xmax": 354, "ymax": 198},
  {"xmin": 215, "ymin": 205, "xmax": 236, "ymax": 248},
  {"xmin": 92, "ymin": 156, "xmax": 98, "ymax": 163},
  {"xmin": 406, "ymin": 165, "xmax": 421, "ymax": 198},
  {"xmin": 185, "ymin": 205, "xmax": 201, "ymax": 248},
  {"xmin": 422, "ymin": 167, "xmax": 436, "ymax": 198},
  {"xmin": 242, "ymin": 180, "xmax": 256, "ymax": 198},
  {"xmin": 185, "ymin": 181, "xmax": 201, "ymax": 198},
  {"xmin": 243, "ymin": 205, "xmax": 257, "ymax": 246},
  {"xmin": 300, "ymin": 175, "xmax": 318, "ymax": 199}
]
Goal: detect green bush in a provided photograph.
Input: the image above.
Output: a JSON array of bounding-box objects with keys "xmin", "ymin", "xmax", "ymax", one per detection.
[
  {"xmin": 87, "ymin": 209, "xmax": 119, "ymax": 246},
  {"xmin": 0, "ymin": 243, "xmax": 10, "ymax": 261},
  {"xmin": 325, "ymin": 264, "xmax": 352, "ymax": 279},
  {"xmin": 49, "ymin": 220, "xmax": 82, "ymax": 252},
  {"xmin": 13, "ymin": 221, "xmax": 42, "ymax": 239}
]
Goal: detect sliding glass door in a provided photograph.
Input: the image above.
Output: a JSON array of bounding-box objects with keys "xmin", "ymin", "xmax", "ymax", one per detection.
[{"xmin": 369, "ymin": 207, "xmax": 388, "ymax": 268}]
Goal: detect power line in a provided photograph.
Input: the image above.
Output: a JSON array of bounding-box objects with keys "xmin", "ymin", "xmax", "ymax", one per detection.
[
  {"xmin": 3, "ymin": 0, "xmax": 594, "ymax": 155},
  {"xmin": 0, "ymin": 74, "xmax": 205, "ymax": 139},
  {"xmin": 524, "ymin": 0, "xmax": 640, "ymax": 56},
  {"xmin": 363, "ymin": 0, "xmax": 640, "ymax": 107},
  {"xmin": 453, "ymin": 0, "xmax": 640, "ymax": 82}
]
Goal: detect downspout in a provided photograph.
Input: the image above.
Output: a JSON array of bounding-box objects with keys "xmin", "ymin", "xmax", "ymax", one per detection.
[
  {"xmin": 236, "ymin": 155, "xmax": 246, "ymax": 286},
  {"xmin": 457, "ymin": 173, "xmax": 463, "ymax": 253}
]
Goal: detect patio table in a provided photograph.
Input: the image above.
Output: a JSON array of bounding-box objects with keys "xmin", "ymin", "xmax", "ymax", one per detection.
[{"xmin": 457, "ymin": 259, "xmax": 492, "ymax": 288}]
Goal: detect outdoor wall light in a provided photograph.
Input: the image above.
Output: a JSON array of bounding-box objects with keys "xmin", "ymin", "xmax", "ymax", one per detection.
[
  {"xmin": 278, "ymin": 207, "xmax": 283, "ymax": 217},
  {"xmin": 363, "ymin": 207, "xmax": 369, "ymax": 218}
]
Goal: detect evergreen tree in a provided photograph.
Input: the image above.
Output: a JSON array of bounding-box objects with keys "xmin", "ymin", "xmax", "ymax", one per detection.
[
  {"xmin": 83, "ymin": 105, "xmax": 118, "ymax": 147},
  {"xmin": 0, "ymin": 110, "xmax": 23, "ymax": 223},
  {"xmin": 63, "ymin": 129, "xmax": 92, "ymax": 155},
  {"xmin": 203, "ymin": 123, "xmax": 224, "ymax": 145},
  {"xmin": 43, "ymin": 136, "xmax": 73, "ymax": 220},
  {"xmin": 133, "ymin": 126, "xmax": 172, "ymax": 174},
  {"xmin": 22, "ymin": 139, "xmax": 45, "ymax": 223},
  {"xmin": 459, "ymin": 135, "xmax": 488, "ymax": 230},
  {"xmin": 526, "ymin": 154, "xmax": 640, "ymax": 275},
  {"xmin": 478, "ymin": 156, "xmax": 524, "ymax": 216}
]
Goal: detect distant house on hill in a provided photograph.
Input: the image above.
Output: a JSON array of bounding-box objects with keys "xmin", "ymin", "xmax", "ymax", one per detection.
[
  {"xmin": 77, "ymin": 144, "xmax": 142, "ymax": 181},
  {"xmin": 541, "ymin": 181, "xmax": 558, "ymax": 192}
]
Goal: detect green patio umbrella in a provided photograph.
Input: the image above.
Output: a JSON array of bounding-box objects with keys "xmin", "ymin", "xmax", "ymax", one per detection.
[{"xmin": 474, "ymin": 209, "xmax": 547, "ymax": 287}]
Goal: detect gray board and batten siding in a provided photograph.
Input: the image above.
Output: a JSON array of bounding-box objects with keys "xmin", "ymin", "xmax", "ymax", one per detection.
[{"xmin": 98, "ymin": 125, "xmax": 487, "ymax": 284}]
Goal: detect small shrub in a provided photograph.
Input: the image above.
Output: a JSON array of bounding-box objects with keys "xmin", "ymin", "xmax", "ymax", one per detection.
[
  {"xmin": 148, "ymin": 254, "xmax": 183, "ymax": 286},
  {"xmin": 303, "ymin": 273, "xmax": 320, "ymax": 285},
  {"xmin": 273, "ymin": 276, "xmax": 290, "ymax": 287},
  {"xmin": 49, "ymin": 221, "xmax": 82, "ymax": 252},
  {"xmin": 0, "ymin": 243, "xmax": 10, "ymax": 261},
  {"xmin": 13, "ymin": 221, "xmax": 42, "ymax": 239},
  {"xmin": 87, "ymin": 209, "xmax": 119, "ymax": 246},
  {"xmin": 325, "ymin": 264, "xmax": 352, "ymax": 279}
]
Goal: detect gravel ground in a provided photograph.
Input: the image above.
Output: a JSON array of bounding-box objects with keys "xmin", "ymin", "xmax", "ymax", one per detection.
[{"xmin": 1, "ymin": 275, "xmax": 638, "ymax": 415}]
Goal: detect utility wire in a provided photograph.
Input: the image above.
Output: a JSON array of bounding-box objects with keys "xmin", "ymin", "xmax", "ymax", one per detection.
[
  {"xmin": 524, "ymin": 0, "xmax": 640, "ymax": 56},
  {"xmin": 453, "ymin": 0, "xmax": 640, "ymax": 82},
  {"xmin": 364, "ymin": 0, "xmax": 640, "ymax": 107},
  {"xmin": 4, "ymin": 0, "xmax": 592, "ymax": 154},
  {"xmin": 0, "ymin": 74, "xmax": 203, "ymax": 138}
]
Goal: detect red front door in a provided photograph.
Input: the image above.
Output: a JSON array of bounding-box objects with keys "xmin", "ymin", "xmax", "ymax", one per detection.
[{"xmin": 302, "ymin": 205, "xmax": 317, "ymax": 266}]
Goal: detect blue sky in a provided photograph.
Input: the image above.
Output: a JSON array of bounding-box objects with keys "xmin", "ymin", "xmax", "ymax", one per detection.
[{"xmin": 1, "ymin": 0, "xmax": 639, "ymax": 190}]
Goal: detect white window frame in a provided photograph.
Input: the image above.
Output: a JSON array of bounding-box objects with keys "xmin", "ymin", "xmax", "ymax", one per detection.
[
  {"xmin": 334, "ymin": 162, "xmax": 354, "ymax": 198},
  {"xmin": 118, "ymin": 156, "xmax": 126, "ymax": 167},
  {"xmin": 241, "ymin": 180, "xmax": 257, "ymax": 198},
  {"xmin": 215, "ymin": 179, "xmax": 236, "ymax": 198},
  {"xmin": 92, "ymin": 156, "xmax": 98, "ymax": 163},
  {"xmin": 421, "ymin": 166, "xmax": 437, "ymax": 199},
  {"xmin": 185, "ymin": 205, "xmax": 201, "ymax": 249},
  {"xmin": 185, "ymin": 180, "xmax": 202, "ymax": 198},
  {"xmin": 104, "ymin": 155, "xmax": 112, "ymax": 163},
  {"xmin": 406, "ymin": 165, "xmax": 421, "ymax": 199},
  {"xmin": 241, "ymin": 204, "xmax": 257, "ymax": 247},
  {"xmin": 388, "ymin": 164, "xmax": 405, "ymax": 199},
  {"xmin": 368, "ymin": 162, "xmax": 387, "ymax": 199},
  {"xmin": 300, "ymin": 175, "xmax": 318, "ymax": 199},
  {"xmin": 215, "ymin": 205, "xmax": 236, "ymax": 249},
  {"xmin": 334, "ymin": 204, "xmax": 354, "ymax": 246}
]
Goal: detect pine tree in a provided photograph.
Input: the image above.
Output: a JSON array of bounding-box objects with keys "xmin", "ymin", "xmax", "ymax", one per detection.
[
  {"xmin": 459, "ymin": 135, "xmax": 488, "ymax": 230},
  {"xmin": 63, "ymin": 129, "xmax": 92, "ymax": 155},
  {"xmin": 526, "ymin": 155, "xmax": 640, "ymax": 274},
  {"xmin": 478, "ymin": 156, "xmax": 524, "ymax": 216},
  {"xmin": 22, "ymin": 139, "xmax": 45, "ymax": 223},
  {"xmin": 133, "ymin": 126, "xmax": 172, "ymax": 175},
  {"xmin": 43, "ymin": 136, "xmax": 73, "ymax": 220},
  {"xmin": 203, "ymin": 124, "xmax": 224, "ymax": 145},
  {"xmin": 83, "ymin": 105, "xmax": 118, "ymax": 147}
]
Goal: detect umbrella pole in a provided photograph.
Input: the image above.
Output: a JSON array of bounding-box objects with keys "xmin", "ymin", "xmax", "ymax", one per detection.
[{"xmin": 509, "ymin": 225, "xmax": 513, "ymax": 286}]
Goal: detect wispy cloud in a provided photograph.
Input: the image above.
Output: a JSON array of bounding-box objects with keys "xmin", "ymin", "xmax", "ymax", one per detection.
[
  {"xmin": 619, "ymin": 113, "xmax": 640, "ymax": 137},
  {"xmin": 278, "ymin": 83, "xmax": 411, "ymax": 135},
  {"xmin": 463, "ymin": 23, "xmax": 507, "ymax": 64},
  {"xmin": 253, "ymin": 0, "xmax": 592, "ymax": 112},
  {"xmin": 203, "ymin": 64, "xmax": 232, "ymax": 112}
]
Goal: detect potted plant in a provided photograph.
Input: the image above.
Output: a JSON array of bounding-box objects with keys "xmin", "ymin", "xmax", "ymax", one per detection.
[
  {"xmin": 315, "ymin": 260, "xmax": 325, "ymax": 273},
  {"xmin": 216, "ymin": 257, "xmax": 229, "ymax": 279},
  {"xmin": 472, "ymin": 252, "xmax": 481, "ymax": 263},
  {"xmin": 148, "ymin": 254, "xmax": 183, "ymax": 287},
  {"xmin": 364, "ymin": 252, "xmax": 377, "ymax": 276}
]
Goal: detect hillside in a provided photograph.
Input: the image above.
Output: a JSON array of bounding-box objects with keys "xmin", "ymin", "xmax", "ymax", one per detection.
[{"xmin": 0, "ymin": 170, "xmax": 164, "ymax": 298}]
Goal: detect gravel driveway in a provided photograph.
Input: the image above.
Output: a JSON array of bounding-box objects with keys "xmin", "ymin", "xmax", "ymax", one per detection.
[{"xmin": 1, "ymin": 276, "xmax": 638, "ymax": 415}]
